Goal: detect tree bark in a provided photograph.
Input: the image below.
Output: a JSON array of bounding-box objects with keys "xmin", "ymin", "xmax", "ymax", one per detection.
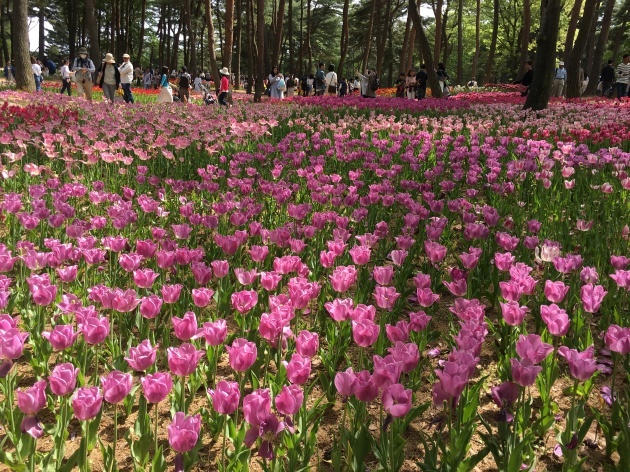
[
  {"xmin": 339, "ymin": 0, "xmax": 350, "ymax": 77},
  {"xmin": 224, "ymin": 0, "xmax": 235, "ymax": 70},
  {"xmin": 406, "ymin": 25, "xmax": 416, "ymax": 72},
  {"xmin": 586, "ymin": 0, "xmax": 617, "ymax": 94},
  {"xmin": 408, "ymin": 0, "xmax": 442, "ymax": 97},
  {"xmin": 484, "ymin": 0, "xmax": 499, "ymax": 84},
  {"xmin": 254, "ymin": 0, "xmax": 265, "ymax": 101},
  {"xmin": 288, "ymin": 0, "xmax": 293, "ymax": 73},
  {"xmin": 563, "ymin": 0, "xmax": 583, "ymax": 62},
  {"xmin": 38, "ymin": 4, "xmax": 45, "ymax": 59},
  {"xmin": 136, "ymin": 0, "xmax": 147, "ymax": 65},
  {"xmin": 517, "ymin": 0, "xmax": 531, "ymax": 77},
  {"xmin": 456, "ymin": 0, "xmax": 463, "ymax": 83},
  {"xmin": 306, "ymin": 0, "xmax": 312, "ymax": 72},
  {"xmin": 362, "ymin": 0, "xmax": 376, "ymax": 71},
  {"xmin": 399, "ymin": 14, "xmax": 411, "ymax": 75},
  {"xmin": 1, "ymin": 5, "xmax": 10, "ymax": 64},
  {"xmin": 471, "ymin": 0, "xmax": 480, "ymax": 79},
  {"xmin": 376, "ymin": 0, "xmax": 392, "ymax": 76},
  {"xmin": 433, "ymin": 0, "xmax": 443, "ymax": 65},
  {"xmin": 204, "ymin": 0, "xmax": 221, "ymax": 90},
  {"xmin": 234, "ymin": 0, "xmax": 242, "ymax": 88},
  {"xmin": 524, "ymin": 0, "xmax": 562, "ymax": 110},
  {"xmin": 271, "ymin": 0, "xmax": 285, "ymax": 67},
  {"xmin": 85, "ymin": 0, "xmax": 101, "ymax": 62},
  {"xmin": 183, "ymin": 0, "xmax": 197, "ymax": 74},
  {"xmin": 12, "ymin": 0, "xmax": 35, "ymax": 91},
  {"xmin": 247, "ymin": 0, "xmax": 255, "ymax": 92},
  {"xmin": 566, "ymin": 0, "xmax": 598, "ymax": 98},
  {"xmin": 609, "ymin": 0, "xmax": 630, "ymax": 63}
]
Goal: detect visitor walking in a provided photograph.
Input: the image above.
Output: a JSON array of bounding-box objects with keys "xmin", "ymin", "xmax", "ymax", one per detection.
[
  {"xmin": 286, "ymin": 75, "xmax": 295, "ymax": 97},
  {"xmin": 514, "ymin": 61, "xmax": 533, "ymax": 97},
  {"xmin": 339, "ymin": 78, "xmax": 348, "ymax": 97},
  {"xmin": 194, "ymin": 73, "xmax": 203, "ymax": 92},
  {"xmin": 177, "ymin": 66, "xmax": 192, "ymax": 104},
  {"xmin": 119, "ymin": 54, "xmax": 135, "ymax": 103},
  {"xmin": 325, "ymin": 64, "xmax": 338, "ymax": 96},
  {"xmin": 437, "ymin": 63, "xmax": 450, "ymax": 96},
  {"xmin": 59, "ymin": 59, "xmax": 72, "ymax": 96},
  {"xmin": 72, "ymin": 47, "xmax": 96, "ymax": 101},
  {"xmin": 306, "ymin": 74, "xmax": 314, "ymax": 96},
  {"xmin": 552, "ymin": 61, "xmax": 567, "ymax": 98},
  {"xmin": 31, "ymin": 57, "xmax": 42, "ymax": 92},
  {"xmin": 219, "ymin": 66, "xmax": 230, "ymax": 106},
  {"xmin": 134, "ymin": 65, "xmax": 142, "ymax": 86},
  {"xmin": 157, "ymin": 66, "xmax": 173, "ymax": 103},
  {"xmin": 405, "ymin": 68, "xmax": 416, "ymax": 99},
  {"xmin": 600, "ymin": 60, "xmax": 615, "ymax": 98},
  {"xmin": 143, "ymin": 68, "xmax": 153, "ymax": 89},
  {"xmin": 268, "ymin": 65, "xmax": 284, "ymax": 99},
  {"xmin": 615, "ymin": 54, "xmax": 630, "ymax": 100},
  {"xmin": 98, "ymin": 53, "xmax": 120, "ymax": 104},
  {"xmin": 315, "ymin": 63, "xmax": 326, "ymax": 96},
  {"xmin": 4, "ymin": 61, "xmax": 15, "ymax": 85},
  {"xmin": 415, "ymin": 64, "xmax": 428, "ymax": 99}
]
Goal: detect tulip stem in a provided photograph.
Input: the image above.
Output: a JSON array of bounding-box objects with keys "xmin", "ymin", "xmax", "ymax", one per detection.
[
  {"xmin": 181, "ymin": 376, "xmax": 186, "ymax": 413},
  {"xmin": 154, "ymin": 404, "xmax": 159, "ymax": 456},
  {"xmin": 610, "ymin": 352, "xmax": 618, "ymax": 401},
  {"xmin": 221, "ymin": 415, "xmax": 227, "ymax": 471},
  {"xmin": 82, "ymin": 419, "xmax": 89, "ymax": 472},
  {"xmin": 112, "ymin": 403, "xmax": 118, "ymax": 472}
]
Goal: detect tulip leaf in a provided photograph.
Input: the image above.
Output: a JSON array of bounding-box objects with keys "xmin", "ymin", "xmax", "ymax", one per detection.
[{"xmin": 151, "ymin": 445, "xmax": 168, "ymax": 472}]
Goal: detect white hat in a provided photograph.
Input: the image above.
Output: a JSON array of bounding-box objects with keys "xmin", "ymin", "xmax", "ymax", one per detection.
[
  {"xmin": 559, "ymin": 61, "xmax": 564, "ymax": 66},
  {"xmin": 123, "ymin": 53, "xmax": 130, "ymax": 59},
  {"xmin": 104, "ymin": 53, "xmax": 115, "ymax": 64},
  {"xmin": 220, "ymin": 67, "xmax": 229, "ymax": 75}
]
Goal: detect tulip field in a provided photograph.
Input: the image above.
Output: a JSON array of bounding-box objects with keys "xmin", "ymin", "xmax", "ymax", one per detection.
[{"xmin": 0, "ymin": 90, "xmax": 630, "ymax": 472}]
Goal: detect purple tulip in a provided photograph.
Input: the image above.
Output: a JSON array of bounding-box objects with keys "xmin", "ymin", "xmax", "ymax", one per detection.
[
  {"xmin": 17, "ymin": 379, "xmax": 47, "ymax": 415},
  {"xmin": 209, "ymin": 380, "xmax": 240, "ymax": 415},
  {"xmin": 42, "ymin": 324, "xmax": 78, "ymax": 351},
  {"xmin": 354, "ymin": 370, "xmax": 379, "ymax": 402},
  {"xmin": 141, "ymin": 372, "xmax": 173, "ymax": 403},
  {"xmin": 491, "ymin": 381, "xmax": 520, "ymax": 408},
  {"xmin": 382, "ymin": 383, "xmax": 412, "ymax": 418},
  {"xmin": 295, "ymin": 330, "xmax": 319, "ymax": 357},
  {"xmin": 72, "ymin": 386, "xmax": 103, "ymax": 421},
  {"xmin": 510, "ymin": 358, "xmax": 542, "ymax": 387},
  {"xmin": 139, "ymin": 295, "xmax": 162, "ymax": 319},
  {"xmin": 101, "ymin": 370, "xmax": 133, "ymax": 404},
  {"xmin": 226, "ymin": 338, "xmax": 257, "ymax": 372},
  {"xmin": 171, "ymin": 311, "xmax": 198, "ymax": 341},
  {"xmin": 352, "ymin": 319, "xmax": 380, "ymax": 347},
  {"xmin": 516, "ymin": 334, "xmax": 554, "ymax": 364},
  {"xmin": 544, "ymin": 280, "xmax": 570, "ymax": 304},
  {"xmin": 0, "ymin": 328, "xmax": 29, "ymax": 360},
  {"xmin": 540, "ymin": 304, "xmax": 570, "ymax": 337},
  {"xmin": 168, "ymin": 412, "xmax": 201, "ymax": 453},
  {"xmin": 79, "ymin": 316, "xmax": 110, "ymax": 345},
  {"xmin": 167, "ymin": 343, "xmax": 205, "ymax": 377},
  {"xmin": 195, "ymin": 319, "xmax": 228, "ymax": 346},
  {"xmin": 275, "ymin": 385, "xmax": 304, "ymax": 416},
  {"xmin": 191, "ymin": 287, "xmax": 214, "ymax": 308},
  {"xmin": 243, "ymin": 389, "xmax": 272, "ymax": 426},
  {"xmin": 49, "ymin": 363, "xmax": 79, "ymax": 396},
  {"xmin": 334, "ymin": 367, "xmax": 357, "ymax": 397},
  {"xmin": 558, "ymin": 345, "xmax": 598, "ymax": 381},
  {"xmin": 125, "ymin": 339, "xmax": 158, "ymax": 372},
  {"xmin": 283, "ymin": 354, "xmax": 311, "ymax": 385},
  {"xmin": 604, "ymin": 325, "xmax": 630, "ymax": 355},
  {"xmin": 580, "ymin": 284, "xmax": 607, "ymax": 313}
]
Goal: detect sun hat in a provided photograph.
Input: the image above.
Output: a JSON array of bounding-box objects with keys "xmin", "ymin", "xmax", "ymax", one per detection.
[
  {"xmin": 220, "ymin": 67, "xmax": 229, "ymax": 75},
  {"xmin": 123, "ymin": 54, "xmax": 130, "ymax": 59},
  {"xmin": 104, "ymin": 53, "xmax": 116, "ymax": 64},
  {"xmin": 78, "ymin": 47, "xmax": 88, "ymax": 54},
  {"xmin": 559, "ymin": 61, "xmax": 565, "ymax": 66}
]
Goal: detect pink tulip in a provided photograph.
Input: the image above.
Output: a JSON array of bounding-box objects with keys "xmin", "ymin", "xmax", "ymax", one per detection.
[
  {"xmin": 195, "ymin": 319, "xmax": 228, "ymax": 346},
  {"xmin": 544, "ymin": 280, "xmax": 570, "ymax": 303},
  {"xmin": 372, "ymin": 266, "xmax": 394, "ymax": 285},
  {"xmin": 168, "ymin": 412, "xmax": 201, "ymax": 452},
  {"xmin": 275, "ymin": 385, "xmax": 304, "ymax": 415},
  {"xmin": 540, "ymin": 304, "xmax": 570, "ymax": 337},
  {"xmin": 133, "ymin": 269, "xmax": 159, "ymax": 289},
  {"xmin": 510, "ymin": 358, "xmax": 542, "ymax": 387},
  {"xmin": 211, "ymin": 260, "xmax": 230, "ymax": 278},
  {"xmin": 500, "ymin": 301, "xmax": 529, "ymax": 326},
  {"xmin": 31, "ymin": 283, "xmax": 57, "ymax": 306},
  {"xmin": 283, "ymin": 354, "xmax": 311, "ymax": 385},
  {"xmin": 167, "ymin": 344, "xmax": 205, "ymax": 377},
  {"xmin": 424, "ymin": 240, "xmax": 447, "ymax": 264},
  {"xmin": 191, "ymin": 262, "xmax": 213, "ymax": 285},
  {"xmin": 604, "ymin": 325, "xmax": 630, "ymax": 355},
  {"xmin": 324, "ymin": 298, "xmax": 354, "ymax": 322},
  {"xmin": 334, "ymin": 368, "xmax": 357, "ymax": 397},
  {"xmin": 139, "ymin": 295, "xmax": 162, "ymax": 319},
  {"xmin": 412, "ymin": 273, "xmax": 431, "ymax": 290},
  {"xmin": 191, "ymin": 287, "xmax": 214, "ymax": 307},
  {"xmin": 352, "ymin": 319, "xmax": 380, "ymax": 347},
  {"xmin": 226, "ymin": 338, "xmax": 258, "ymax": 372},
  {"xmin": 260, "ymin": 271, "xmax": 282, "ymax": 291},
  {"xmin": 374, "ymin": 286, "xmax": 400, "ymax": 311},
  {"xmin": 72, "ymin": 386, "xmax": 103, "ymax": 421},
  {"xmin": 516, "ymin": 334, "xmax": 553, "ymax": 364},
  {"xmin": 295, "ymin": 330, "xmax": 319, "ymax": 357},
  {"xmin": 119, "ymin": 253, "xmax": 144, "ymax": 272},
  {"xmin": 249, "ymin": 245, "xmax": 269, "ymax": 262},
  {"xmin": 49, "ymin": 363, "xmax": 79, "ymax": 396},
  {"xmin": 416, "ymin": 288, "xmax": 440, "ymax": 307},
  {"xmin": 0, "ymin": 328, "xmax": 29, "ymax": 360},
  {"xmin": 580, "ymin": 267, "xmax": 599, "ymax": 284},
  {"xmin": 79, "ymin": 316, "xmax": 110, "ymax": 345},
  {"xmin": 329, "ymin": 265, "xmax": 358, "ymax": 293},
  {"xmin": 443, "ymin": 279, "xmax": 467, "ymax": 296},
  {"xmin": 231, "ymin": 290, "xmax": 259, "ymax": 314},
  {"xmin": 101, "ymin": 370, "xmax": 133, "ymax": 404},
  {"xmin": 351, "ymin": 304, "xmax": 377, "ymax": 322},
  {"xmin": 42, "ymin": 324, "xmax": 78, "ymax": 351},
  {"xmin": 433, "ymin": 361, "xmax": 469, "ymax": 407},
  {"xmin": 56, "ymin": 265, "xmax": 78, "ymax": 283},
  {"xmin": 385, "ymin": 321, "xmax": 410, "ymax": 343},
  {"xmin": 580, "ymin": 284, "xmax": 607, "ymax": 313},
  {"xmin": 499, "ymin": 281, "xmax": 522, "ymax": 302},
  {"xmin": 17, "ymin": 379, "xmax": 47, "ymax": 415},
  {"xmin": 610, "ymin": 270, "xmax": 630, "ymax": 290},
  {"xmin": 243, "ymin": 389, "xmax": 272, "ymax": 426},
  {"xmin": 388, "ymin": 342, "xmax": 420, "ymax": 373},
  {"xmin": 125, "ymin": 339, "xmax": 158, "ymax": 371},
  {"xmin": 354, "ymin": 370, "xmax": 379, "ymax": 402},
  {"xmin": 382, "ymin": 383, "xmax": 412, "ymax": 418},
  {"xmin": 491, "ymin": 381, "xmax": 520, "ymax": 408},
  {"xmin": 349, "ymin": 246, "xmax": 371, "ymax": 265},
  {"xmin": 210, "ymin": 380, "xmax": 240, "ymax": 415},
  {"xmin": 172, "ymin": 311, "xmax": 198, "ymax": 341},
  {"xmin": 141, "ymin": 372, "xmax": 173, "ymax": 403},
  {"xmin": 161, "ymin": 284, "xmax": 183, "ymax": 304},
  {"xmin": 611, "ymin": 255, "xmax": 630, "ymax": 270},
  {"xmin": 558, "ymin": 346, "xmax": 598, "ymax": 381},
  {"xmin": 494, "ymin": 252, "xmax": 515, "ymax": 271},
  {"xmin": 409, "ymin": 311, "xmax": 432, "ymax": 331}
]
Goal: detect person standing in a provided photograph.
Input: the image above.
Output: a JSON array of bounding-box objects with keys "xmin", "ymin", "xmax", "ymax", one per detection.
[
  {"xmin": 306, "ymin": 74, "xmax": 314, "ymax": 96},
  {"xmin": 615, "ymin": 54, "xmax": 630, "ymax": 100},
  {"xmin": 157, "ymin": 66, "xmax": 173, "ymax": 103},
  {"xmin": 31, "ymin": 57, "xmax": 43, "ymax": 91},
  {"xmin": 134, "ymin": 65, "xmax": 142, "ymax": 86},
  {"xmin": 325, "ymin": 64, "xmax": 338, "ymax": 96},
  {"xmin": 600, "ymin": 60, "xmax": 615, "ymax": 98},
  {"xmin": 415, "ymin": 64, "xmax": 428, "ymax": 99},
  {"xmin": 268, "ymin": 65, "xmax": 283, "ymax": 99},
  {"xmin": 339, "ymin": 77, "xmax": 348, "ymax": 97},
  {"xmin": 194, "ymin": 73, "xmax": 203, "ymax": 92},
  {"xmin": 405, "ymin": 69, "xmax": 416, "ymax": 99},
  {"xmin": 98, "ymin": 53, "xmax": 120, "ymax": 104},
  {"xmin": 177, "ymin": 66, "xmax": 192, "ymax": 103},
  {"xmin": 552, "ymin": 61, "xmax": 567, "ymax": 97},
  {"xmin": 286, "ymin": 74, "xmax": 295, "ymax": 97},
  {"xmin": 218, "ymin": 66, "xmax": 230, "ymax": 106},
  {"xmin": 356, "ymin": 68, "xmax": 376, "ymax": 98},
  {"xmin": 44, "ymin": 57, "xmax": 57, "ymax": 76},
  {"xmin": 118, "ymin": 54, "xmax": 135, "ymax": 103},
  {"xmin": 436, "ymin": 63, "xmax": 450, "ymax": 96},
  {"xmin": 4, "ymin": 61, "xmax": 15, "ymax": 84},
  {"xmin": 513, "ymin": 60, "xmax": 533, "ymax": 97},
  {"xmin": 59, "ymin": 59, "xmax": 72, "ymax": 96},
  {"xmin": 72, "ymin": 47, "xmax": 96, "ymax": 101},
  {"xmin": 143, "ymin": 68, "xmax": 153, "ymax": 89},
  {"xmin": 315, "ymin": 63, "xmax": 326, "ymax": 96}
]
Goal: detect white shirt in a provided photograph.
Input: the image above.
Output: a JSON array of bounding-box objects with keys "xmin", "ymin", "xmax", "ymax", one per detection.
[
  {"xmin": 325, "ymin": 71, "xmax": 337, "ymax": 87},
  {"xmin": 119, "ymin": 61, "xmax": 134, "ymax": 84},
  {"xmin": 194, "ymin": 76, "xmax": 202, "ymax": 91},
  {"xmin": 616, "ymin": 62, "xmax": 630, "ymax": 85},
  {"xmin": 60, "ymin": 65, "xmax": 70, "ymax": 79},
  {"xmin": 31, "ymin": 63, "xmax": 42, "ymax": 76}
]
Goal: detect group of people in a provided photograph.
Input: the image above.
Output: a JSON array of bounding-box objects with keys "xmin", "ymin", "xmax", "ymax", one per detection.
[
  {"xmin": 394, "ymin": 63, "xmax": 447, "ymax": 99},
  {"xmin": 7, "ymin": 57, "xmax": 57, "ymax": 92},
  {"xmin": 599, "ymin": 55, "xmax": 630, "ymax": 99}
]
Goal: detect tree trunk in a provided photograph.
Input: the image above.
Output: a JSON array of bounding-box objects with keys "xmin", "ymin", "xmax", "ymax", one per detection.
[
  {"xmin": 271, "ymin": 0, "xmax": 285, "ymax": 67},
  {"xmin": 524, "ymin": 0, "xmax": 562, "ymax": 110},
  {"xmin": 566, "ymin": 0, "xmax": 598, "ymax": 98},
  {"xmin": 1, "ymin": 5, "xmax": 10, "ymax": 64},
  {"xmin": 584, "ymin": 0, "xmax": 600, "ymax": 82},
  {"xmin": 85, "ymin": 0, "xmax": 101, "ymax": 62},
  {"xmin": 517, "ymin": 0, "xmax": 531, "ymax": 77},
  {"xmin": 183, "ymin": 0, "xmax": 197, "ymax": 74},
  {"xmin": 586, "ymin": 0, "xmax": 616, "ymax": 94},
  {"xmin": 339, "ymin": 0, "xmax": 350, "ymax": 76},
  {"xmin": 399, "ymin": 15, "xmax": 411, "ymax": 75},
  {"xmin": 136, "ymin": 0, "xmax": 147, "ymax": 65},
  {"xmin": 216, "ymin": 0, "xmax": 223, "ymax": 56},
  {"xmin": 362, "ymin": 0, "xmax": 376, "ymax": 71},
  {"xmin": 224, "ymin": 0, "xmax": 235, "ymax": 70},
  {"xmin": 456, "ymin": 0, "xmax": 463, "ymax": 83},
  {"xmin": 204, "ymin": 0, "xmax": 221, "ymax": 90},
  {"xmin": 288, "ymin": 0, "xmax": 293, "ymax": 73},
  {"xmin": 254, "ymin": 0, "xmax": 265, "ymax": 101},
  {"xmin": 234, "ymin": 0, "xmax": 242, "ymax": 88},
  {"xmin": 299, "ymin": 0, "xmax": 303, "ymax": 76},
  {"xmin": 408, "ymin": 0, "xmax": 442, "ymax": 97},
  {"xmin": 563, "ymin": 0, "xmax": 583, "ymax": 62},
  {"xmin": 12, "ymin": 0, "xmax": 35, "ymax": 91},
  {"xmin": 609, "ymin": 0, "xmax": 630, "ymax": 63},
  {"xmin": 471, "ymin": 0, "xmax": 480, "ymax": 79},
  {"xmin": 38, "ymin": 4, "xmax": 45, "ymax": 59},
  {"xmin": 406, "ymin": 26, "xmax": 416, "ymax": 72},
  {"xmin": 484, "ymin": 0, "xmax": 499, "ymax": 84},
  {"xmin": 306, "ymin": 0, "xmax": 312, "ymax": 72},
  {"xmin": 433, "ymin": 0, "xmax": 443, "ymax": 65},
  {"xmin": 376, "ymin": 0, "xmax": 392, "ymax": 76}
]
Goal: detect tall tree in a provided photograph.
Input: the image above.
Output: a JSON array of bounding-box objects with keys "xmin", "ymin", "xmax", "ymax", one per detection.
[
  {"xmin": 517, "ymin": 0, "xmax": 531, "ymax": 77},
  {"xmin": 234, "ymin": 0, "xmax": 242, "ymax": 88},
  {"xmin": 271, "ymin": 0, "xmax": 285, "ymax": 67},
  {"xmin": 398, "ymin": 15, "xmax": 411, "ymax": 75},
  {"xmin": 204, "ymin": 0, "xmax": 221, "ymax": 89},
  {"xmin": 254, "ymin": 0, "xmax": 265, "ymax": 101},
  {"xmin": 456, "ymin": 0, "xmax": 463, "ymax": 83},
  {"xmin": 136, "ymin": 0, "xmax": 147, "ymax": 66},
  {"xmin": 586, "ymin": 0, "xmax": 618, "ymax": 94},
  {"xmin": 224, "ymin": 0, "xmax": 235, "ymax": 70},
  {"xmin": 38, "ymin": 3, "xmax": 45, "ymax": 58},
  {"xmin": 471, "ymin": 0, "xmax": 480, "ymax": 79},
  {"xmin": 183, "ymin": 0, "xmax": 197, "ymax": 74},
  {"xmin": 566, "ymin": 0, "xmax": 598, "ymax": 98},
  {"xmin": 338, "ymin": 0, "xmax": 349, "ymax": 77},
  {"xmin": 484, "ymin": 0, "xmax": 499, "ymax": 83},
  {"xmin": 85, "ymin": 0, "xmax": 100, "ymax": 61},
  {"xmin": 13, "ymin": 0, "xmax": 35, "ymax": 91},
  {"xmin": 432, "ymin": 0, "xmax": 443, "ymax": 65},
  {"xmin": 408, "ymin": 0, "xmax": 442, "ymax": 97},
  {"xmin": 524, "ymin": 0, "xmax": 562, "ymax": 110},
  {"xmin": 361, "ymin": 0, "xmax": 375, "ymax": 71},
  {"xmin": 563, "ymin": 0, "xmax": 582, "ymax": 62}
]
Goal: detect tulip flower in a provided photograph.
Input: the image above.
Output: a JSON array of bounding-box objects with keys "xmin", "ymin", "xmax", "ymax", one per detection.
[
  {"xmin": 49, "ymin": 363, "xmax": 79, "ymax": 396},
  {"xmin": 167, "ymin": 344, "xmax": 205, "ymax": 377},
  {"xmin": 209, "ymin": 380, "xmax": 240, "ymax": 415},
  {"xmin": 382, "ymin": 383, "xmax": 412, "ymax": 418},
  {"xmin": 42, "ymin": 324, "xmax": 78, "ymax": 351},
  {"xmin": 125, "ymin": 339, "xmax": 158, "ymax": 371},
  {"xmin": 72, "ymin": 386, "xmax": 103, "ymax": 421},
  {"xmin": 557, "ymin": 346, "xmax": 598, "ymax": 381},
  {"xmin": 171, "ymin": 311, "xmax": 198, "ymax": 341},
  {"xmin": 141, "ymin": 372, "xmax": 173, "ymax": 404},
  {"xmin": 101, "ymin": 370, "xmax": 133, "ymax": 404},
  {"xmin": 226, "ymin": 338, "xmax": 257, "ymax": 372},
  {"xmin": 168, "ymin": 412, "xmax": 201, "ymax": 452}
]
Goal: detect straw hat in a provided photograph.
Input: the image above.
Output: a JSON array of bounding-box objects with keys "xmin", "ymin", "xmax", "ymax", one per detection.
[
  {"xmin": 123, "ymin": 54, "xmax": 130, "ymax": 59},
  {"xmin": 220, "ymin": 67, "xmax": 229, "ymax": 76},
  {"xmin": 104, "ymin": 53, "xmax": 116, "ymax": 64}
]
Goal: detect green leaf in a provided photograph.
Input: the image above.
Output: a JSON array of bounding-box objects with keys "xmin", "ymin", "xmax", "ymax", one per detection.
[{"xmin": 151, "ymin": 445, "xmax": 168, "ymax": 472}]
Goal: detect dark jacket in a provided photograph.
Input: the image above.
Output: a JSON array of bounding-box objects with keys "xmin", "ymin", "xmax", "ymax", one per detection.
[
  {"xmin": 98, "ymin": 63, "xmax": 121, "ymax": 88},
  {"xmin": 601, "ymin": 65, "xmax": 615, "ymax": 83}
]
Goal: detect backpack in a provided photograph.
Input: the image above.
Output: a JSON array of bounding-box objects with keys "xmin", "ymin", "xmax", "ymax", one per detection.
[
  {"xmin": 277, "ymin": 78, "xmax": 286, "ymax": 92},
  {"xmin": 179, "ymin": 73, "xmax": 191, "ymax": 88},
  {"xmin": 369, "ymin": 74, "xmax": 379, "ymax": 91}
]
